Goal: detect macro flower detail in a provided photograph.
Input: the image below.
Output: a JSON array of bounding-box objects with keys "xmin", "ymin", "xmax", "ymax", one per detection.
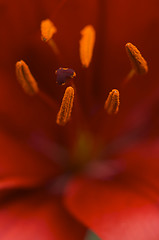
[
  {"xmin": 15, "ymin": 60, "xmax": 39, "ymax": 95},
  {"xmin": 55, "ymin": 68, "xmax": 76, "ymax": 85},
  {"xmin": 56, "ymin": 86, "xmax": 74, "ymax": 126},
  {"xmin": 104, "ymin": 89, "xmax": 120, "ymax": 115},
  {"xmin": 1, "ymin": 1, "xmax": 159, "ymax": 239},
  {"xmin": 79, "ymin": 25, "xmax": 96, "ymax": 68},
  {"xmin": 41, "ymin": 18, "xmax": 59, "ymax": 55},
  {"xmin": 125, "ymin": 42, "xmax": 148, "ymax": 75},
  {"xmin": 122, "ymin": 42, "xmax": 148, "ymax": 86},
  {"xmin": 41, "ymin": 19, "xmax": 57, "ymax": 42},
  {"xmin": 14, "ymin": 16, "xmax": 154, "ymax": 239}
]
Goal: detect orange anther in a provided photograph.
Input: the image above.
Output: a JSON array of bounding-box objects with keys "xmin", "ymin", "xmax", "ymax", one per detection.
[
  {"xmin": 104, "ymin": 89, "xmax": 120, "ymax": 115},
  {"xmin": 41, "ymin": 19, "xmax": 57, "ymax": 42},
  {"xmin": 79, "ymin": 25, "xmax": 96, "ymax": 68},
  {"xmin": 15, "ymin": 60, "xmax": 39, "ymax": 95},
  {"xmin": 125, "ymin": 42, "xmax": 148, "ymax": 75},
  {"xmin": 56, "ymin": 86, "xmax": 74, "ymax": 126}
]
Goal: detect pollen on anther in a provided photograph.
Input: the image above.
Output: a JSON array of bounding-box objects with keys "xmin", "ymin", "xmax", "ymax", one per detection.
[
  {"xmin": 104, "ymin": 89, "xmax": 120, "ymax": 115},
  {"xmin": 15, "ymin": 60, "xmax": 39, "ymax": 95},
  {"xmin": 55, "ymin": 68, "xmax": 76, "ymax": 85},
  {"xmin": 41, "ymin": 19, "xmax": 57, "ymax": 42},
  {"xmin": 56, "ymin": 86, "xmax": 74, "ymax": 126},
  {"xmin": 125, "ymin": 42, "xmax": 148, "ymax": 75},
  {"xmin": 79, "ymin": 25, "xmax": 96, "ymax": 68}
]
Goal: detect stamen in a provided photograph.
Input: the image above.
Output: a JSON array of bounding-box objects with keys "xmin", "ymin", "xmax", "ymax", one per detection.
[
  {"xmin": 125, "ymin": 42, "xmax": 148, "ymax": 75},
  {"xmin": 104, "ymin": 89, "xmax": 120, "ymax": 115},
  {"xmin": 41, "ymin": 19, "xmax": 60, "ymax": 56},
  {"xmin": 41, "ymin": 19, "xmax": 57, "ymax": 42},
  {"xmin": 55, "ymin": 68, "xmax": 76, "ymax": 85},
  {"xmin": 56, "ymin": 86, "xmax": 74, "ymax": 126},
  {"xmin": 15, "ymin": 60, "xmax": 39, "ymax": 95},
  {"xmin": 79, "ymin": 25, "xmax": 96, "ymax": 68}
]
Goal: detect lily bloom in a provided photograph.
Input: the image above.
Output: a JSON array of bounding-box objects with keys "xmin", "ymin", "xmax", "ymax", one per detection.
[{"xmin": 0, "ymin": 0, "xmax": 159, "ymax": 239}]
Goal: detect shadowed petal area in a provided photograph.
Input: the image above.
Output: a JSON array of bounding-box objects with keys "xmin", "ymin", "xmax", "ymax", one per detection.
[
  {"xmin": 0, "ymin": 70, "xmax": 62, "ymax": 190},
  {"xmin": 0, "ymin": 71, "xmax": 57, "ymax": 135},
  {"xmin": 64, "ymin": 143, "xmax": 159, "ymax": 240},
  {"xmin": 0, "ymin": 130, "xmax": 60, "ymax": 190},
  {"xmin": 119, "ymin": 139, "xmax": 159, "ymax": 187},
  {"xmin": 0, "ymin": 191, "xmax": 86, "ymax": 240}
]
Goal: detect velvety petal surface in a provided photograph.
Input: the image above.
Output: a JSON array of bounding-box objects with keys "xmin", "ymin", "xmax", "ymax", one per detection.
[
  {"xmin": 65, "ymin": 177, "xmax": 159, "ymax": 240},
  {"xmin": 0, "ymin": 190, "xmax": 86, "ymax": 240},
  {"xmin": 119, "ymin": 138, "xmax": 159, "ymax": 188},
  {"xmin": 64, "ymin": 139, "xmax": 159, "ymax": 240},
  {"xmin": 0, "ymin": 129, "xmax": 60, "ymax": 190}
]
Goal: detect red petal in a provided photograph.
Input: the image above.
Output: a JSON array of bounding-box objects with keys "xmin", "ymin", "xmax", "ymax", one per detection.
[
  {"xmin": 0, "ymin": 71, "xmax": 57, "ymax": 136},
  {"xmin": 0, "ymin": 70, "xmax": 62, "ymax": 190},
  {"xmin": 64, "ymin": 176, "xmax": 159, "ymax": 240},
  {"xmin": 0, "ymin": 191, "xmax": 86, "ymax": 240},
  {"xmin": 119, "ymin": 139, "xmax": 159, "ymax": 188},
  {"xmin": 0, "ymin": 130, "xmax": 60, "ymax": 190}
]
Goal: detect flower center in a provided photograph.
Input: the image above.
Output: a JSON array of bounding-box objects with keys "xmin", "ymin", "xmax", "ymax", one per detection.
[{"xmin": 15, "ymin": 18, "xmax": 148, "ymax": 174}]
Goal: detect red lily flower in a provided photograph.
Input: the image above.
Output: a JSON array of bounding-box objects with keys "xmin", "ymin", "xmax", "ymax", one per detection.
[{"xmin": 0, "ymin": 0, "xmax": 159, "ymax": 239}]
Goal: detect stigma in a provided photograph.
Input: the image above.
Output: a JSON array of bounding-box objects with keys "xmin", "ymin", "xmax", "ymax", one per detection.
[
  {"xmin": 125, "ymin": 42, "xmax": 148, "ymax": 75},
  {"xmin": 104, "ymin": 89, "xmax": 120, "ymax": 115},
  {"xmin": 15, "ymin": 60, "xmax": 39, "ymax": 95},
  {"xmin": 56, "ymin": 86, "xmax": 74, "ymax": 126},
  {"xmin": 55, "ymin": 68, "xmax": 76, "ymax": 85}
]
